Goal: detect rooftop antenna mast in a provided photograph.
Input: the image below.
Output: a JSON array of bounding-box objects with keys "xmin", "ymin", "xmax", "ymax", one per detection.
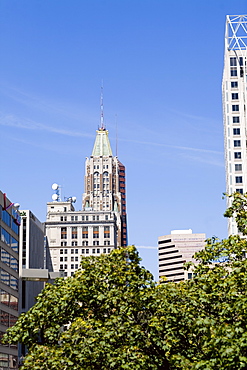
[
  {"xmin": 115, "ymin": 114, "xmax": 118, "ymax": 157},
  {"xmin": 100, "ymin": 81, "xmax": 105, "ymax": 130}
]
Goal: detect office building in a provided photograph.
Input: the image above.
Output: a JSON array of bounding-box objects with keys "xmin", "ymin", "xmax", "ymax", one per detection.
[
  {"xmin": 222, "ymin": 15, "xmax": 247, "ymax": 235},
  {"xmin": 45, "ymin": 112, "xmax": 127, "ymax": 277},
  {"xmin": 158, "ymin": 229, "xmax": 205, "ymax": 283},
  {"xmin": 19, "ymin": 210, "xmax": 45, "ymax": 313},
  {"xmin": 0, "ymin": 191, "xmax": 19, "ymax": 369},
  {"xmin": 82, "ymin": 126, "xmax": 127, "ymax": 247},
  {"xmin": 45, "ymin": 202, "xmax": 118, "ymax": 277}
]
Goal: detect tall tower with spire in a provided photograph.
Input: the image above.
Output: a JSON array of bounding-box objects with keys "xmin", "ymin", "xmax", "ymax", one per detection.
[{"xmin": 82, "ymin": 92, "xmax": 127, "ymax": 247}]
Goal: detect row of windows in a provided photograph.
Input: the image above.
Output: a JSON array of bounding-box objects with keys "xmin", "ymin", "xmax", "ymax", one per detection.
[
  {"xmin": 0, "ymin": 228, "xmax": 19, "ymax": 253},
  {"xmin": 0, "ymin": 352, "xmax": 18, "ymax": 368},
  {"xmin": 0, "ymin": 207, "xmax": 19, "ymax": 235},
  {"xmin": 59, "ymin": 248, "xmax": 112, "ymax": 269},
  {"xmin": 0, "ymin": 290, "xmax": 18, "ymax": 311},
  {"xmin": 60, "ymin": 256, "xmax": 79, "ymax": 262},
  {"xmin": 60, "ymin": 248, "xmax": 79, "ymax": 254},
  {"xmin": 60, "ymin": 264, "xmax": 79, "ymax": 270},
  {"xmin": 60, "ymin": 240, "xmax": 111, "ymax": 247},
  {"xmin": 60, "ymin": 244, "xmax": 112, "ymax": 255},
  {"xmin": 0, "ymin": 310, "xmax": 18, "ymax": 327},
  {"xmin": 1, "ymin": 269, "xmax": 18, "ymax": 291},
  {"xmin": 60, "ymin": 215, "xmax": 110, "ymax": 221},
  {"xmin": 1, "ymin": 248, "xmax": 18, "ymax": 272},
  {"xmin": 60, "ymin": 248, "xmax": 112, "ymax": 255},
  {"xmin": 93, "ymin": 165, "xmax": 109, "ymax": 169},
  {"xmin": 61, "ymin": 226, "xmax": 111, "ymax": 239}
]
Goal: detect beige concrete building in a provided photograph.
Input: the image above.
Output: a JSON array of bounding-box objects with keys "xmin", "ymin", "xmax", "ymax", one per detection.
[
  {"xmin": 158, "ymin": 229, "xmax": 205, "ymax": 283},
  {"xmin": 45, "ymin": 200, "xmax": 118, "ymax": 277},
  {"xmin": 82, "ymin": 127, "xmax": 127, "ymax": 247}
]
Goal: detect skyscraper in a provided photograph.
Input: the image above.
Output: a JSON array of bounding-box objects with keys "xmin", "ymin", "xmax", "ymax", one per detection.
[
  {"xmin": 82, "ymin": 126, "xmax": 127, "ymax": 247},
  {"xmin": 45, "ymin": 97, "xmax": 127, "ymax": 277},
  {"xmin": 222, "ymin": 15, "xmax": 247, "ymax": 235}
]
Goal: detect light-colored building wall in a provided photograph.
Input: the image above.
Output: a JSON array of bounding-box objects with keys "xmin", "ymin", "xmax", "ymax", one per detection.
[
  {"xmin": 158, "ymin": 229, "xmax": 205, "ymax": 283},
  {"xmin": 222, "ymin": 15, "xmax": 247, "ymax": 235},
  {"xmin": 45, "ymin": 200, "xmax": 117, "ymax": 277}
]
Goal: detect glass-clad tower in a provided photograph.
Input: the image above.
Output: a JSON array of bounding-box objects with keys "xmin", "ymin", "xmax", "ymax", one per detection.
[{"xmin": 222, "ymin": 15, "xmax": 247, "ymax": 235}]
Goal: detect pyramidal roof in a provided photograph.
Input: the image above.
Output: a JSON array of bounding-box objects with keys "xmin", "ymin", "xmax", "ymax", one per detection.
[{"xmin": 92, "ymin": 128, "xmax": 113, "ymax": 156}]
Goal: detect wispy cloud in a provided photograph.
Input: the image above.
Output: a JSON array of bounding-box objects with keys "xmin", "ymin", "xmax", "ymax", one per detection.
[
  {"xmin": 181, "ymin": 153, "xmax": 224, "ymax": 167},
  {"xmin": 0, "ymin": 113, "xmax": 94, "ymax": 138},
  {"xmin": 120, "ymin": 138, "xmax": 223, "ymax": 155},
  {"xmin": 136, "ymin": 246, "xmax": 157, "ymax": 250},
  {"xmin": 0, "ymin": 84, "xmax": 88, "ymax": 121}
]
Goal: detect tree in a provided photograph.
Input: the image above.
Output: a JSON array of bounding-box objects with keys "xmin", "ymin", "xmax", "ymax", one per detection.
[
  {"xmin": 4, "ymin": 192, "xmax": 247, "ymax": 369},
  {"xmin": 3, "ymin": 246, "xmax": 170, "ymax": 370}
]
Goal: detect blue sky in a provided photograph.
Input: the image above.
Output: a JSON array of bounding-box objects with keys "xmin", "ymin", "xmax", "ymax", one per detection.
[{"xmin": 1, "ymin": 0, "xmax": 246, "ymax": 280}]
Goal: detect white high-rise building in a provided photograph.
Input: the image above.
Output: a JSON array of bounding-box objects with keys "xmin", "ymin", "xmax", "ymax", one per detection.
[{"xmin": 222, "ymin": 15, "xmax": 247, "ymax": 235}]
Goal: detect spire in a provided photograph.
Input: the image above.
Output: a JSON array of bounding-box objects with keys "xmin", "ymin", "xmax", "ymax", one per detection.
[
  {"xmin": 100, "ymin": 83, "xmax": 105, "ymax": 130},
  {"xmin": 92, "ymin": 129, "xmax": 113, "ymax": 156}
]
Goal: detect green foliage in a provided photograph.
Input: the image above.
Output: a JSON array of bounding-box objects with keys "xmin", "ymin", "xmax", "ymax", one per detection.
[
  {"xmin": 4, "ymin": 192, "xmax": 247, "ymax": 369},
  {"xmin": 224, "ymin": 192, "xmax": 247, "ymax": 235},
  {"xmin": 4, "ymin": 246, "xmax": 170, "ymax": 369}
]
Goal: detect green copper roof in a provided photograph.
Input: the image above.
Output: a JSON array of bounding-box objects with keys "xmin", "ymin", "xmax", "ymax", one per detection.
[{"xmin": 92, "ymin": 129, "xmax": 113, "ymax": 156}]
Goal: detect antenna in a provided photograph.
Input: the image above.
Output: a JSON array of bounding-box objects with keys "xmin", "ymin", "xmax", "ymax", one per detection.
[
  {"xmin": 100, "ymin": 81, "xmax": 105, "ymax": 130},
  {"xmin": 115, "ymin": 114, "xmax": 118, "ymax": 157}
]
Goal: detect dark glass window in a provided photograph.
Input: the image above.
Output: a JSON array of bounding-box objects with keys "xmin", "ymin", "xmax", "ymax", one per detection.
[
  {"xmin": 230, "ymin": 57, "xmax": 237, "ymax": 66},
  {"xmin": 82, "ymin": 227, "xmax": 88, "ymax": 239},
  {"xmin": 61, "ymin": 227, "xmax": 67, "ymax": 239},
  {"xmin": 234, "ymin": 140, "xmax": 241, "ymax": 147},
  {"xmin": 232, "ymin": 105, "xmax": 239, "ymax": 111},
  {"xmin": 235, "ymin": 164, "xmax": 242, "ymax": 171},
  {"xmin": 236, "ymin": 189, "xmax": 243, "ymax": 194},
  {"xmin": 233, "ymin": 117, "xmax": 240, "ymax": 123},
  {"xmin": 93, "ymin": 227, "xmax": 99, "ymax": 239},
  {"xmin": 2, "ymin": 211, "xmax": 11, "ymax": 227},
  {"xmin": 234, "ymin": 152, "xmax": 241, "ymax": 159},
  {"xmin": 236, "ymin": 176, "xmax": 243, "ymax": 183},
  {"xmin": 230, "ymin": 68, "xmax": 237, "ymax": 76},
  {"xmin": 231, "ymin": 81, "xmax": 238, "ymax": 88},
  {"xmin": 233, "ymin": 128, "xmax": 240, "ymax": 135},
  {"xmin": 232, "ymin": 93, "xmax": 238, "ymax": 100},
  {"xmin": 1, "ymin": 229, "xmax": 11, "ymax": 247},
  {"xmin": 11, "ymin": 237, "xmax": 18, "ymax": 253}
]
